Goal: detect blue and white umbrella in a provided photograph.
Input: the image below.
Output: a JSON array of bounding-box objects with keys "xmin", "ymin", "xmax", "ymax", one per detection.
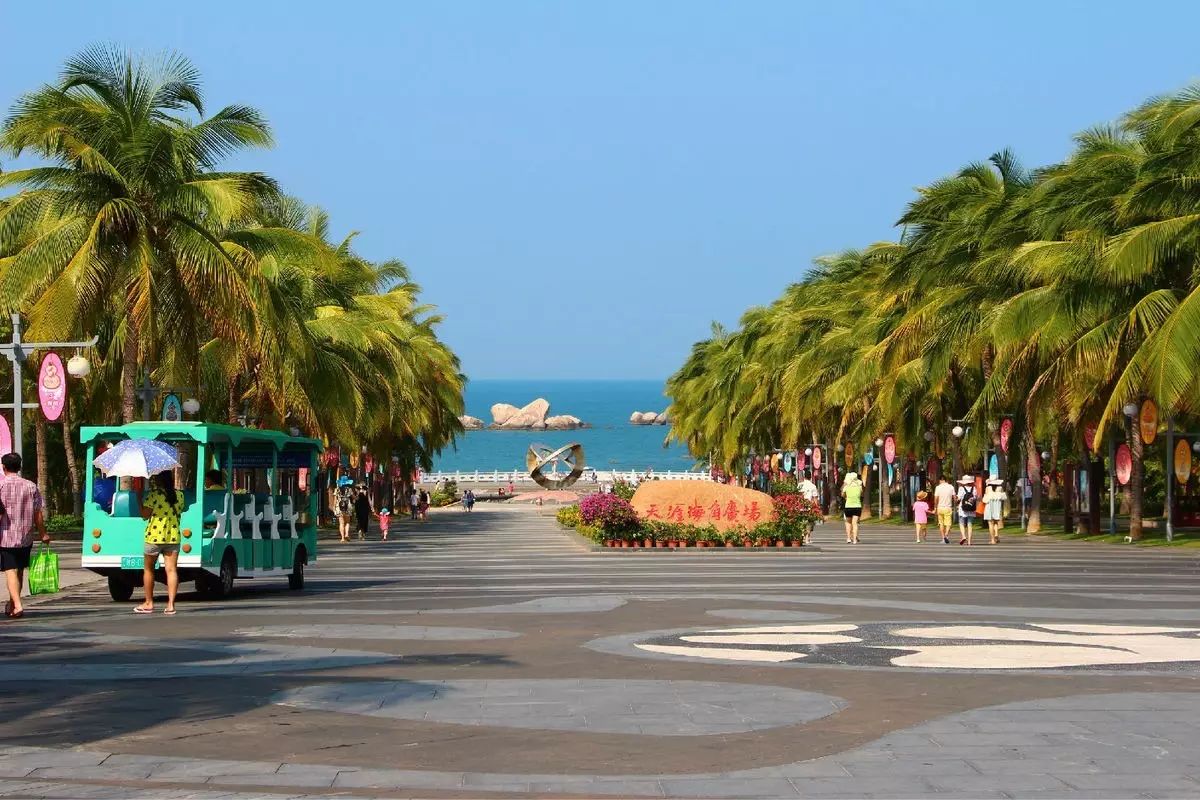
[{"xmin": 93, "ymin": 439, "xmax": 181, "ymax": 478}]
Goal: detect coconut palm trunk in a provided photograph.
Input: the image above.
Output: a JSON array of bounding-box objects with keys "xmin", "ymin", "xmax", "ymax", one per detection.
[
  {"xmin": 881, "ymin": 467, "xmax": 892, "ymax": 519},
  {"xmin": 1023, "ymin": 416, "xmax": 1042, "ymax": 533},
  {"xmin": 62, "ymin": 395, "xmax": 82, "ymax": 516},
  {"xmin": 34, "ymin": 413, "xmax": 50, "ymax": 514},
  {"xmin": 860, "ymin": 466, "xmax": 872, "ymax": 520},
  {"xmin": 1129, "ymin": 423, "xmax": 1144, "ymax": 540},
  {"xmin": 121, "ymin": 332, "xmax": 138, "ymax": 424}
]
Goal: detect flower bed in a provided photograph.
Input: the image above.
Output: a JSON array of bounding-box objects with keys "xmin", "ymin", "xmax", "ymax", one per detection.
[{"xmin": 556, "ymin": 491, "xmax": 822, "ymax": 548}]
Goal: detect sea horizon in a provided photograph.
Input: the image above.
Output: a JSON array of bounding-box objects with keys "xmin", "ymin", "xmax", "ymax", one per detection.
[{"xmin": 432, "ymin": 378, "xmax": 698, "ymax": 473}]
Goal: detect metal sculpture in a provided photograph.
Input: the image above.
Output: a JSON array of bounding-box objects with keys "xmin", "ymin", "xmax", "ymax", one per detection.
[{"xmin": 526, "ymin": 442, "xmax": 586, "ymax": 489}]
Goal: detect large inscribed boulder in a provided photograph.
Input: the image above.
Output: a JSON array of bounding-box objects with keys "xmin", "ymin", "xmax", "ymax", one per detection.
[{"xmin": 630, "ymin": 481, "xmax": 774, "ymax": 532}]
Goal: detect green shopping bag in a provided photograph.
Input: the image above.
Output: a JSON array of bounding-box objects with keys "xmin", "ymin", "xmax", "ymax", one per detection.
[{"xmin": 28, "ymin": 544, "xmax": 59, "ymax": 595}]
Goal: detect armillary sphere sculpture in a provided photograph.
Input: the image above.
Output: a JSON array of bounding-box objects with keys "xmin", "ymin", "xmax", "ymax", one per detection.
[{"xmin": 526, "ymin": 442, "xmax": 586, "ymax": 489}]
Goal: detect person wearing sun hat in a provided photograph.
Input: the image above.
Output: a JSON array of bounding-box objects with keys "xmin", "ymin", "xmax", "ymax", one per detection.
[
  {"xmin": 956, "ymin": 475, "xmax": 977, "ymax": 545},
  {"xmin": 912, "ymin": 489, "xmax": 931, "ymax": 543},
  {"xmin": 982, "ymin": 477, "xmax": 1007, "ymax": 545}
]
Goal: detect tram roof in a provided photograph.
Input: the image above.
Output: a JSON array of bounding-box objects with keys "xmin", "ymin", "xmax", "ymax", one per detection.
[{"xmin": 79, "ymin": 421, "xmax": 323, "ymax": 451}]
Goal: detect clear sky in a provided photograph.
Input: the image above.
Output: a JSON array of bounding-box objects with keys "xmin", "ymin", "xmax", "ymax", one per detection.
[{"xmin": 4, "ymin": 1, "xmax": 1200, "ymax": 380}]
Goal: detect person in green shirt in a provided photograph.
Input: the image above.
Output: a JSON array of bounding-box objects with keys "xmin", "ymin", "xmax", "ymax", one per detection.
[{"xmin": 841, "ymin": 472, "xmax": 864, "ymax": 544}]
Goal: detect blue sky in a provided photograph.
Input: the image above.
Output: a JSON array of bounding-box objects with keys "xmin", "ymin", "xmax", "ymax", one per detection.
[{"xmin": 4, "ymin": 1, "xmax": 1200, "ymax": 380}]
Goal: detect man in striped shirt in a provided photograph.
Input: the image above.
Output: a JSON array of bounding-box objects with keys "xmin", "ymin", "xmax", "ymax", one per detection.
[{"xmin": 0, "ymin": 452, "xmax": 50, "ymax": 619}]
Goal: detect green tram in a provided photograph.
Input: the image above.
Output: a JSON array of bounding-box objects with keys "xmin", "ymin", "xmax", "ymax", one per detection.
[{"xmin": 81, "ymin": 422, "xmax": 321, "ymax": 601}]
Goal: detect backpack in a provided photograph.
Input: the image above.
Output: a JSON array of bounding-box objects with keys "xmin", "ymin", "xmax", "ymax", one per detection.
[
  {"xmin": 335, "ymin": 487, "xmax": 354, "ymax": 515},
  {"xmin": 960, "ymin": 488, "xmax": 976, "ymax": 513}
]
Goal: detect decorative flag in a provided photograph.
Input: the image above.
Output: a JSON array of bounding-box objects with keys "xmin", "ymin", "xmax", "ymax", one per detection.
[
  {"xmin": 1174, "ymin": 440, "xmax": 1192, "ymax": 485},
  {"xmin": 38, "ymin": 353, "xmax": 66, "ymax": 422},
  {"xmin": 1140, "ymin": 400, "xmax": 1159, "ymax": 445},
  {"xmin": 883, "ymin": 434, "xmax": 896, "ymax": 464},
  {"xmin": 843, "ymin": 442, "xmax": 854, "ymax": 467},
  {"xmin": 812, "ymin": 447, "xmax": 822, "ymax": 471},
  {"xmin": 999, "ymin": 418, "xmax": 1013, "ymax": 454},
  {"xmin": 1115, "ymin": 443, "xmax": 1132, "ymax": 486},
  {"xmin": 988, "ymin": 453, "xmax": 999, "ymax": 478}
]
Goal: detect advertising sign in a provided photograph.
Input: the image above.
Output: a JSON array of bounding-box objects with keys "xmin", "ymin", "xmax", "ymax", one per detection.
[
  {"xmin": 1175, "ymin": 440, "xmax": 1192, "ymax": 485},
  {"xmin": 161, "ymin": 393, "xmax": 182, "ymax": 422},
  {"xmin": 1115, "ymin": 443, "xmax": 1132, "ymax": 486},
  {"xmin": 812, "ymin": 446, "xmax": 822, "ymax": 471},
  {"xmin": 999, "ymin": 417, "xmax": 1013, "ymax": 454},
  {"xmin": 1140, "ymin": 399, "xmax": 1159, "ymax": 445},
  {"xmin": 37, "ymin": 353, "xmax": 66, "ymax": 422},
  {"xmin": 843, "ymin": 442, "xmax": 853, "ymax": 467},
  {"xmin": 883, "ymin": 434, "xmax": 896, "ymax": 464}
]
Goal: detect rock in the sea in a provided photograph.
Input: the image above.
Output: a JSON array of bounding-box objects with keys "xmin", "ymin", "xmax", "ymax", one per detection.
[
  {"xmin": 491, "ymin": 403, "xmax": 520, "ymax": 426},
  {"xmin": 459, "ymin": 415, "xmax": 486, "ymax": 430},
  {"xmin": 653, "ymin": 412, "xmax": 669, "ymax": 425},
  {"xmin": 546, "ymin": 414, "xmax": 584, "ymax": 430},
  {"xmin": 500, "ymin": 398, "xmax": 551, "ymax": 429},
  {"xmin": 630, "ymin": 412, "xmax": 644, "ymax": 424},
  {"xmin": 631, "ymin": 411, "xmax": 663, "ymax": 425}
]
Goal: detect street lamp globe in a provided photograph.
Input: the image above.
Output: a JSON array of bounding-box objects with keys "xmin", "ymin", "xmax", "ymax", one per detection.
[
  {"xmin": 1193, "ymin": 440, "xmax": 1200, "ymax": 454},
  {"xmin": 182, "ymin": 397, "xmax": 200, "ymax": 416},
  {"xmin": 804, "ymin": 447, "xmax": 813, "ymax": 456},
  {"xmin": 66, "ymin": 354, "xmax": 91, "ymax": 378},
  {"xmin": 288, "ymin": 426, "xmax": 301, "ymax": 437},
  {"xmin": 951, "ymin": 425, "xmax": 965, "ymax": 439},
  {"xmin": 923, "ymin": 430, "xmax": 935, "ymax": 442},
  {"xmin": 874, "ymin": 437, "xmax": 884, "ymax": 447},
  {"xmin": 1041, "ymin": 451, "xmax": 1051, "ymax": 461},
  {"xmin": 1123, "ymin": 403, "xmax": 1139, "ymax": 418}
]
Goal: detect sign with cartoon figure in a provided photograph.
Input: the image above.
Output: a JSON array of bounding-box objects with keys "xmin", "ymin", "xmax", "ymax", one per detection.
[
  {"xmin": 0, "ymin": 415, "xmax": 10, "ymax": 455},
  {"xmin": 1140, "ymin": 399, "xmax": 1158, "ymax": 445},
  {"xmin": 38, "ymin": 353, "xmax": 66, "ymax": 422},
  {"xmin": 883, "ymin": 434, "xmax": 896, "ymax": 464},
  {"xmin": 999, "ymin": 417, "xmax": 1013, "ymax": 454},
  {"xmin": 1115, "ymin": 443, "xmax": 1132, "ymax": 485},
  {"xmin": 161, "ymin": 393, "xmax": 183, "ymax": 422},
  {"xmin": 1174, "ymin": 440, "xmax": 1192, "ymax": 485}
]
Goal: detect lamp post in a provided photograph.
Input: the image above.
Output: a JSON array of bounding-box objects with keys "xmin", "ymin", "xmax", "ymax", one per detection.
[
  {"xmin": 1122, "ymin": 402, "xmax": 1142, "ymax": 541},
  {"xmin": 0, "ymin": 314, "xmax": 97, "ymax": 458},
  {"xmin": 950, "ymin": 421, "xmax": 967, "ymax": 479},
  {"xmin": 874, "ymin": 437, "xmax": 884, "ymax": 519}
]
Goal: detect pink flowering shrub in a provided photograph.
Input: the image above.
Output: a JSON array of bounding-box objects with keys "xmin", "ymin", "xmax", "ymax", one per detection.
[
  {"xmin": 771, "ymin": 493, "xmax": 824, "ymax": 541},
  {"xmin": 579, "ymin": 492, "xmax": 640, "ymax": 534}
]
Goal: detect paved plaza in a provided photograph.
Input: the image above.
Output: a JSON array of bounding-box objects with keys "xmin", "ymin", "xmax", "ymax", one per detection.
[{"xmin": 3, "ymin": 506, "xmax": 1200, "ymax": 798}]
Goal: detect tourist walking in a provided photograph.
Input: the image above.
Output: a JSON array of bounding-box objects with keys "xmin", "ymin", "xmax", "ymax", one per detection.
[
  {"xmin": 378, "ymin": 507, "xmax": 391, "ymax": 541},
  {"xmin": 0, "ymin": 453, "xmax": 50, "ymax": 620},
  {"xmin": 418, "ymin": 488, "xmax": 430, "ymax": 521},
  {"xmin": 983, "ymin": 478, "xmax": 1007, "ymax": 545},
  {"xmin": 841, "ymin": 471, "xmax": 863, "ymax": 544},
  {"xmin": 465, "ymin": 489, "xmax": 476, "ymax": 513},
  {"xmin": 912, "ymin": 490, "xmax": 930, "ymax": 543},
  {"xmin": 334, "ymin": 478, "xmax": 355, "ymax": 542},
  {"xmin": 798, "ymin": 472, "xmax": 819, "ymax": 544},
  {"xmin": 354, "ymin": 484, "xmax": 372, "ymax": 540},
  {"xmin": 137, "ymin": 471, "xmax": 183, "ymax": 615},
  {"xmin": 933, "ymin": 475, "xmax": 955, "ymax": 544},
  {"xmin": 409, "ymin": 487, "xmax": 419, "ymax": 521},
  {"xmin": 956, "ymin": 475, "xmax": 977, "ymax": 546}
]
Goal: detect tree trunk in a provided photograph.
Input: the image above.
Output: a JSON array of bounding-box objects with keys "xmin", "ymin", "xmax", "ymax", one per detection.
[
  {"xmin": 881, "ymin": 464, "xmax": 892, "ymax": 519},
  {"xmin": 1129, "ymin": 421, "xmax": 1144, "ymax": 540},
  {"xmin": 62, "ymin": 394, "xmax": 82, "ymax": 516},
  {"xmin": 1048, "ymin": 439, "xmax": 1060, "ymax": 501},
  {"xmin": 860, "ymin": 466, "xmax": 873, "ymax": 520},
  {"xmin": 227, "ymin": 377, "xmax": 240, "ymax": 424},
  {"xmin": 34, "ymin": 413, "xmax": 50, "ymax": 515},
  {"xmin": 121, "ymin": 328, "xmax": 138, "ymax": 423},
  {"xmin": 1024, "ymin": 416, "xmax": 1042, "ymax": 533}
]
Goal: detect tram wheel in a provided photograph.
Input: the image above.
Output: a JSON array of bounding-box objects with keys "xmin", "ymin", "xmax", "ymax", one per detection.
[
  {"xmin": 288, "ymin": 547, "xmax": 306, "ymax": 590},
  {"xmin": 108, "ymin": 574, "xmax": 134, "ymax": 602}
]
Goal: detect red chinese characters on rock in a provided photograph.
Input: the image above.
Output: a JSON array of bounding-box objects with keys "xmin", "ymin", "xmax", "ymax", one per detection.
[{"xmin": 630, "ymin": 481, "xmax": 775, "ymax": 532}]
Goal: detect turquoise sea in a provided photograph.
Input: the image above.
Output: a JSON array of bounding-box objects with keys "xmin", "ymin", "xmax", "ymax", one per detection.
[{"xmin": 432, "ymin": 379, "xmax": 699, "ymax": 473}]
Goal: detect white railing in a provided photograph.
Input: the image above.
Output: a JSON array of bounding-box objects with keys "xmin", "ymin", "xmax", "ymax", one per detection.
[{"xmin": 421, "ymin": 469, "xmax": 712, "ymax": 485}]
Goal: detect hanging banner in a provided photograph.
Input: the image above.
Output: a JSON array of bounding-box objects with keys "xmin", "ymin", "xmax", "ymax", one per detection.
[
  {"xmin": 999, "ymin": 418, "xmax": 1013, "ymax": 455},
  {"xmin": 161, "ymin": 393, "xmax": 182, "ymax": 422},
  {"xmin": 988, "ymin": 453, "xmax": 999, "ymax": 478},
  {"xmin": 37, "ymin": 353, "xmax": 66, "ymax": 422},
  {"xmin": 0, "ymin": 415, "xmax": 10, "ymax": 455},
  {"xmin": 863, "ymin": 449, "xmax": 874, "ymax": 466},
  {"xmin": 812, "ymin": 447, "xmax": 822, "ymax": 471},
  {"xmin": 1084, "ymin": 422, "xmax": 1099, "ymax": 452},
  {"xmin": 796, "ymin": 451, "xmax": 806, "ymax": 471},
  {"xmin": 1115, "ymin": 443, "xmax": 1132, "ymax": 486},
  {"xmin": 843, "ymin": 443, "xmax": 853, "ymax": 467},
  {"xmin": 1140, "ymin": 399, "xmax": 1159, "ymax": 445},
  {"xmin": 883, "ymin": 434, "xmax": 896, "ymax": 464},
  {"xmin": 926, "ymin": 456, "xmax": 941, "ymax": 481},
  {"xmin": 298, "ymin": 467, "xmax": 309, "ymax": 492},
  {"xmin": 1174, "ymin": 440, "xmax": 1192, "ymax": 485}
]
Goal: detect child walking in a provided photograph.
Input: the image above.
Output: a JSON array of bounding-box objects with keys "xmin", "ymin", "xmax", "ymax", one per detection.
[
  {"xmin": 983, "ymin": 479, "xmax": 1007, "ymax": 545},
  {"xmin": 912, "ymin": 490, "xmax": 930, "ymax": 543},
  {"xmin": 378, "ymin": 507, "xmax": 391, "ymax": 541}
]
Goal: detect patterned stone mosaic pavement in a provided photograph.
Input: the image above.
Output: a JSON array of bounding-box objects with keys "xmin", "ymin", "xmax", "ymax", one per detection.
[{"xmin": 3, "ymin": 505, "xmax": 1200, "ymax": 798}]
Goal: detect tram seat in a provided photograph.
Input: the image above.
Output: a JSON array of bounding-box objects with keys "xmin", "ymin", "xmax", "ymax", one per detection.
[
  {"xmin": 202, "ymin": 490, "xmax": 226, "ymax": 525},
  {"xmin": 111, "ymin": 490, "xmax": 140, "ymax": 517}
]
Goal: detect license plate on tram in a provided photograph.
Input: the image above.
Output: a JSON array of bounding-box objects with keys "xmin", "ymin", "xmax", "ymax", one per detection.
[{"xmin": 121, "ymin": 556, "xmax": 148, "ymax": 569}]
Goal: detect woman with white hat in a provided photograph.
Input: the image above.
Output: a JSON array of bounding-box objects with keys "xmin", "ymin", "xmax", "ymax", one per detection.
[
  {"xmin": 955, "ymin": 475, "xmax": 977, "ymax": 546},
  {"xmin": 841, "ymin": 471, "xmax": 864, "ymax": 544},
  {"xmin": 982, "ymin": 478, "xmax": 1007, "ymax": 544}
]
